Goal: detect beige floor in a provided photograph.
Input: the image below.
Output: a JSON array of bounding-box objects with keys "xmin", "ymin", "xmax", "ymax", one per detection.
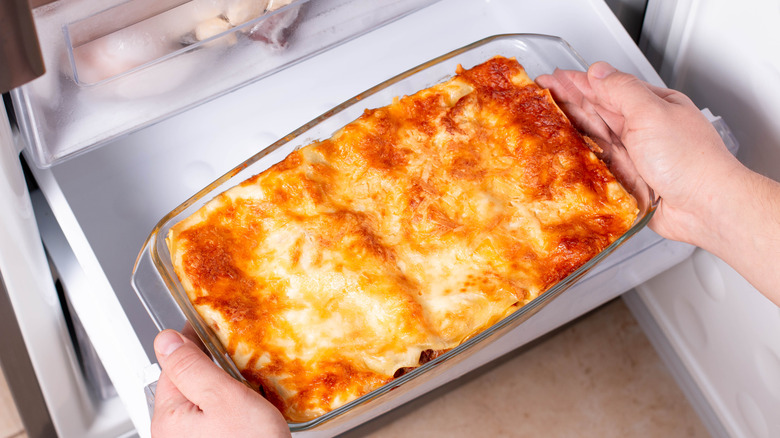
[
  {"xmin": 0, "ymin": 367, "xmax": 26, "ymax": 438},
  {"xmin": 341, "ymin": 298, "xmax": 710, "ymax": 438},
  {"xmin": 0, "ymin": 298, "xmax": 707, "ymax": 438}
]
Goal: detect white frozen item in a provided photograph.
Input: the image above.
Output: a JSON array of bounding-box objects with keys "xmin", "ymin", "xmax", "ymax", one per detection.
[
  {"xmin": 225, "ymin": 0, "xmax": 270, "ymax": 25},
  {"xmin": 65, "ymin": 0, "xmax": 221, "ymax": 85},
  {"xmin": 71, "ymin": 31, "xmax": 172, "ymax": 85},
  {"xmin": 268, "ymin": 0, "xmax": 295, "ymax": 11},
  {"xmin": 248, "ymin": 1, "xmax": 302, "ymax": 47},
  {"xmin": 193, "ymin": 16, "xmax": 237, "ymax": 45}
]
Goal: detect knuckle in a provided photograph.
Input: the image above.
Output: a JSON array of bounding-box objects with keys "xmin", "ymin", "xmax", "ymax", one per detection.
[
  {"xmin": 199, "ymin": 384, "xmax": 226, "ymax": 405},
  {"xmin": 604, "ymin": 71, "xmax": 643, "ymax": 90},
  {"xmin": 165, "ymin": 346, "xmax": 204, "ymax": 381}
]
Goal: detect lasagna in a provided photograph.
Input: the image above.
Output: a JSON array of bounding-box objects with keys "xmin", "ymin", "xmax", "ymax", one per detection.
[{"xmin": 167, "ymin": 56, "xmax": 638, "ymax": 422}]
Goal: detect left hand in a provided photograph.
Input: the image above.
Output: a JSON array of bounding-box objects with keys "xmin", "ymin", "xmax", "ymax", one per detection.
[{"xmin": 151, "ymin": 329, "xmax": 291, "ymax": 438}]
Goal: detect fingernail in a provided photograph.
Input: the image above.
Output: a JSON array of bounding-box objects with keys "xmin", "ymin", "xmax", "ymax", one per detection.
[
  {"xmin": 591, "ymin": 62, "xmax": 617, "ymax": 79},
  {"xmin": 155, "ymin": 330, "xmax": 185, "ymax": 357}
]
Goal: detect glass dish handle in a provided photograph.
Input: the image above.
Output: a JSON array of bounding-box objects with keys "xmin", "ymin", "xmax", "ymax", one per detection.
[
  {"xmin": 132, "ymin": 240, "xmax": 187, "ymax": 331},
  {"xmin": 143, "ymin": 363, "xmax": 161, "ymax": 419}
]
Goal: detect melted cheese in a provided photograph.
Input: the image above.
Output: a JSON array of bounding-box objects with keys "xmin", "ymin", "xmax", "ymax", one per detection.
[{"xmin": 167, "ymin": 56, "xmax": 638, "ymax": 422}]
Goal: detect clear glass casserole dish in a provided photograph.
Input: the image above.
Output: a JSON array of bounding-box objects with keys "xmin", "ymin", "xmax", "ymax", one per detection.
[{"xmin": 132, "ymin": 33, "xmax": 657, "ymax": 432}]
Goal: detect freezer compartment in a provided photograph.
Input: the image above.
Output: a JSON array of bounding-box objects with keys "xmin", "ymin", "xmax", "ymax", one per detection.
[
  {"xmin": 12, "ymin": 0, "xmax": 440, "ymax": 168},
  {"xmin": 64, "ymin": 0, "xmax": 304, "ymax": 86}
]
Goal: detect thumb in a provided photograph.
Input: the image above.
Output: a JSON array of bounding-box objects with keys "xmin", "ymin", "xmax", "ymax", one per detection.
[
  {"xmin": 587, "ymin": 61, "xmax": 665, "ymax": 133},
  {"xmin": 154, "ymin": 329, "xmax": 238, "ymax": 410}
]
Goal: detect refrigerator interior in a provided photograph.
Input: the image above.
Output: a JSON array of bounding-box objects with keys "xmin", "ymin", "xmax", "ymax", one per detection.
[{"xmin": 2, "ymin": 0, "xmax": 749, "ymax": 436}]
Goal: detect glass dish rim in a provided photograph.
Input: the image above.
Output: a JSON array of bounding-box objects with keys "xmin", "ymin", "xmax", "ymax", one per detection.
[{"xmin": 135, "ymin": 32, "xmax": 658, "ymax": 431}]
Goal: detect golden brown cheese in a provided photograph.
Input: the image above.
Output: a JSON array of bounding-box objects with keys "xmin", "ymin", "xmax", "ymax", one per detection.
[{"xmin": 167, "ymin": 56, "xmax": 638, "ymax": 422}]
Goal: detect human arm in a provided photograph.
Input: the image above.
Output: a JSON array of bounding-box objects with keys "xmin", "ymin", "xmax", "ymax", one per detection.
[
  {"xmin": 537, "ymin": 62, "xmax": 780, "ymax": 306},
  {"xmin": 151, "ymin": 329, "xmax": 292, "ymax": 438}
]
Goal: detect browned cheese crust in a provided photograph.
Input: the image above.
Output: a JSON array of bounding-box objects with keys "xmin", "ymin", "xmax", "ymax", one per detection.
[{"xmin": 167, "ymin": 56, "xmax": 639, "ymax": 422}]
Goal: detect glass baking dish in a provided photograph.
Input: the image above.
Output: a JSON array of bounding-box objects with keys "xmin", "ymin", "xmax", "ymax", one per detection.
[{"xmin": 132, "ymin": 33, "xmax": 657, "ymax": 432}]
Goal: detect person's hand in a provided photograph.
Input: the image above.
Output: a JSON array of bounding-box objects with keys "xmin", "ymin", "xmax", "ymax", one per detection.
[
  {"xmin": 539, "ymin": 62, "xmax": 780, "ymax": 306},
  {"xmin": 151, "ymin": 329, "xmax": 291, "ymax": 438},
  {"xmin": 537, "ymin": 62, "xmax": 743, "ymax": 246}
]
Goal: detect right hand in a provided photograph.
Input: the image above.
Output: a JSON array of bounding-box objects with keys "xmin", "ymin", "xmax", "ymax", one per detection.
[{"xmin": 537, "ymin": 62, "xmax": 743, "ymax": 246}]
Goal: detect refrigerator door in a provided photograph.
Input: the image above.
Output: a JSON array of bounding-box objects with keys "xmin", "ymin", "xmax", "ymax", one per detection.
[
  {"xmin": 0, "ymin": 104, "xmax": 140, "ymax": 436},
  {"xmin": 634, "ymin": 1, "xmax": 780, "ymax": 437}
]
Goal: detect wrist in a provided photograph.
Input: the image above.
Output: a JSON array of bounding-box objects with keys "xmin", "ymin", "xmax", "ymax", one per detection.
[
  {"xmin": 684, "ymin": 165, "xmax": 780, "ymax": 305},
  {"xmin": 688, "ymin": 165, "xmax": 776, "ymax": 259}
]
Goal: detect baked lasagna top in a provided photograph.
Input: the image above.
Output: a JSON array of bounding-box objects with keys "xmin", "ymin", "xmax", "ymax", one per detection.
[{"xmin": 167, "ymin": 56, "xmax": 639, "ymax": 422}]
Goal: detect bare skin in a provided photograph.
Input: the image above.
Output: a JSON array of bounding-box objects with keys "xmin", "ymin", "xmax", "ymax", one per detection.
[{"xmin": 151, "ymin": 330, "xmax": 291, "ymax": 438}]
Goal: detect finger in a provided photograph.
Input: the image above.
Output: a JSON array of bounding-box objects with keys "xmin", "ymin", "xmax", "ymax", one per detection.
[
  {"xmin": 586, "ymin": 61, "xmax": 666, "ymax": 127},
  {"xmin": 537, "ymin": 69, "xmax": 592, "ymax": 105},
  {"xmin": 538, "ymin": 69, "xmax": 615, "ymax": 144},
  {"xmin": 153, "ymin": 368, "xmax": 195, "ymax": 418},
  {"xmin": 587, "ymin": 62, "xmax": 686, "ymax": 106},
  {"xmin": 154, "ymin": 329, "xmax": 238, "ymax": 411},
  {"xmin": 646, "ymin": 82, "xmax": 699, "ymax": 109}
]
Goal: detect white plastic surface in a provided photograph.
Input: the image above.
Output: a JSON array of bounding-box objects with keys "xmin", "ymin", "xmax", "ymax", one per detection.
[
  {"xmin": 31, "ymin": 190, "xmax": 135, "ymax": 436},
  {"xmin": 19, "ymin": 0, "xmax": 694, "ymax": 436},
  {"xmin": 636, "ymin": 252, "xmax": 780, "ymax": 438},
  {"xmin": 0, "ymin": 106, "xmax": 135, "ymax": 437}
]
